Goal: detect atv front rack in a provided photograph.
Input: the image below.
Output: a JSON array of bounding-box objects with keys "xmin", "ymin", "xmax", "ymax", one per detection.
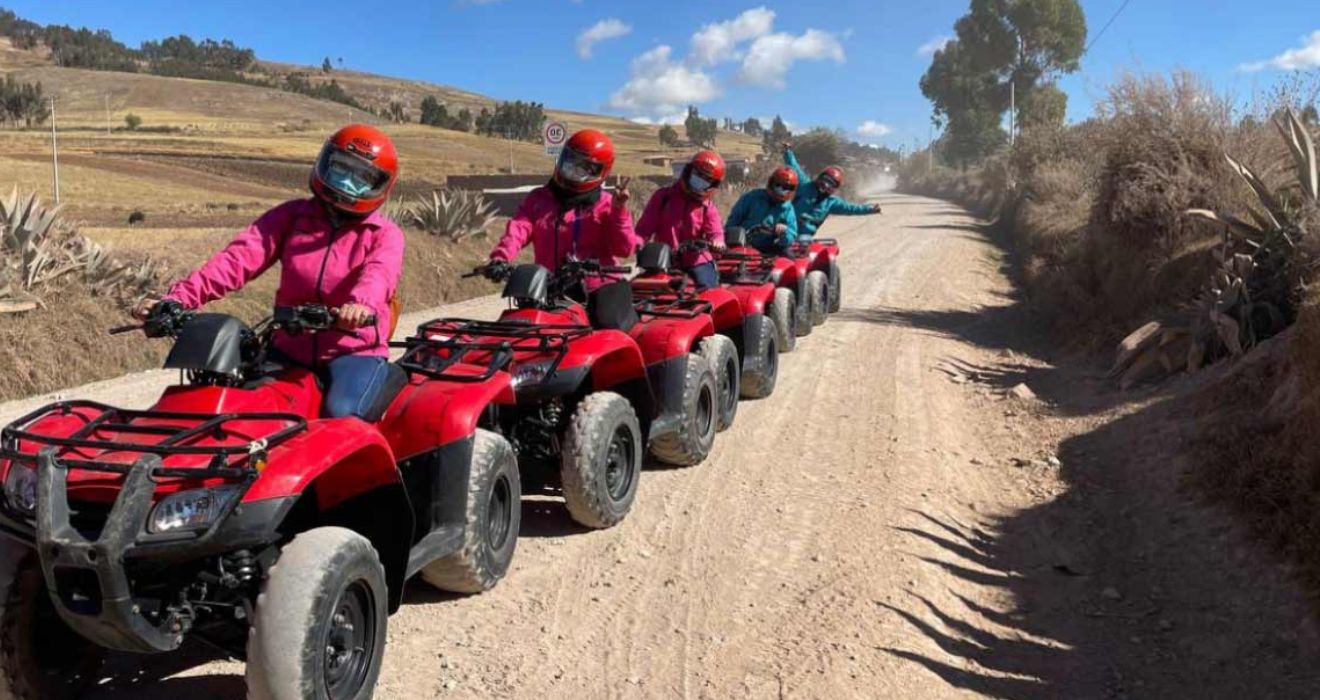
[
  {"xmin": 395, "ymin": 318, "xmax": 592, "ymax": 383},
  {"xmin": 717, "ymin": 255, "xmax": 776, "ymax": 286},
  {"xmin": 1, "ymin": 401, "xmax": 307, "ymax": 479}
]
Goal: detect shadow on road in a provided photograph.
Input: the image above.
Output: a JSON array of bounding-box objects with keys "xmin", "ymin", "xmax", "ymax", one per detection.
[{"xmin": 870, "ymin": 197, "xmax": 1320, "ymax": 697}]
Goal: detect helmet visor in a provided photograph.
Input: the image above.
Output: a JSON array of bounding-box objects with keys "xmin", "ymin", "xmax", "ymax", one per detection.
[
  {"xmin": 770, "ymin": 183, "xmax": 796, "ymax": 199},
  {"xmin": 817, "ymin": 174, "xmax": 841, "ymax": 193},
  {"xmin": 556, "ymin": 147, "xmax": 605, "ymax": 186},
  {"xmin": 316, "ymin": 145, "xmax": 391, "ymax": 199}
]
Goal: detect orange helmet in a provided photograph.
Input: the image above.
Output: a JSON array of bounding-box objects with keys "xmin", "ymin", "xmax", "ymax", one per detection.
[
  {"xmin": 310, "ymin": 124, "xmax": 399, "ymax": 216},
  {"xmin": 766, "ymin": 166, "xmax": 799, "ymax": 203},
  {"xmin": 818, "ymin": 166, "xmax": 845, "ymax": 194},
  {"xmin": 679, "ymin": 150, "xmax": 726, "ymax": 201},
  {"xmin": 554, "ymin": 129, "xmax": 615, "ymax": 193}
]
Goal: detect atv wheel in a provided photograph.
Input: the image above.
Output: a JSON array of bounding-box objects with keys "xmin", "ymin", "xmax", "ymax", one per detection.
[
  {"xmin": 808, "ymin": 270, "xmax": 829, "ymax": 326},
  {"xmin": 247, "ymin": 527, "xmax": 387, "ymax": 700},
  {"xmin": 740, "ymin": 317, "xmax": 779, "ymax": 399},
  {"xmin": 649, "ymin": 354, "xmax": 718, "ymax": 467},
  {"xmin": 827, "ymin": 259, "xmax": 842, "ymax": 313},
  {"xmin": 771, "ymin": 288, "xmax": 797, "ymax": 353},
  {"xmin": 561, "ymin": 392, "xmax": 643, "ymax": 528},
  {"xmin": 422, "ymin": 429, "xmax": 521, "ymax": 594},
  {"xmin": 794, "ymin": 281, "xmax": 813, "ymax": 337},
  {"xmin": 0, "ymin": 545, "xmax": 104, "ymax": 700},
  {"xmin": 699, "ymin": 335, "xmax": 740, "ymax": 432}
]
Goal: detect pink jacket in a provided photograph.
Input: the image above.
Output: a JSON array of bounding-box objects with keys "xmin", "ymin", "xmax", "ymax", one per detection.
[
  {"xmin": 489, "ymin": 186, "xmax": 637, "ymax": 291},
  {"xmin": 165, "ymin": 198, "xmax": 404, "ymax": 366},
  {"xmin": 635, "ymin": 183, "xmax": 724, "ymax": 268}
]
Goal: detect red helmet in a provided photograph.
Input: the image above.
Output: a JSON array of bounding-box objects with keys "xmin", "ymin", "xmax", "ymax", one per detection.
[
  {"xmin": 554, "ymin": 129, "xmax": 615, "ymax": 193},
  {"xmin": 679, "ymin": 150, "xmax": 726, "ymax": 201},
  {"xmin": 818, "ymin": 166, "xmax": 845, "ymax": 194},
  {"xmin": 767, "ymin": 166, "xmax": 799, "ymax": 202},
  {"xmin": 310, "ymin": 124, "xmax": 399, "ymax": 216}
]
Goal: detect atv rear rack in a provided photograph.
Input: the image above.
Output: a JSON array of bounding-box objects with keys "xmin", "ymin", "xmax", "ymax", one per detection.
[
  {"xmin": 1, "ymin": 400, "xmax": 306, "ymax": 479},
  {"xmin": 395, "ymin": 318, "xmax": 592, "ymax": 383},
  {"xmin": 633, "ymin": 295, "xmax": 714, "ymax": 320}
]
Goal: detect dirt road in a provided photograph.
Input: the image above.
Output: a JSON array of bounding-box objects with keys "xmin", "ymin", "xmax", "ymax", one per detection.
[{"xmin": 9, "ymin": 194, "xmax": 1316, "ymax": 698}]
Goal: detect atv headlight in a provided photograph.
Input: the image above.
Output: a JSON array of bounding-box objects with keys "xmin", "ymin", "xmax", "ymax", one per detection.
[
  {"xmin": 3, "ymin": 460, "xmax": 36, "ymax": 515},
  {"xmin": 510, "ymin": 360, "xmax": 554, "ymax": 388},
  {"xmin": 148, "ymin": 486, "xmax": 241, "ymax": 534}
]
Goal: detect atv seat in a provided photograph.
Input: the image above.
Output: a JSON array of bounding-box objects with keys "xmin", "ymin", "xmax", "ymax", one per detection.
[{"xmin": 588, "ymin": 280, "xmax": 639, "ymax": 332}]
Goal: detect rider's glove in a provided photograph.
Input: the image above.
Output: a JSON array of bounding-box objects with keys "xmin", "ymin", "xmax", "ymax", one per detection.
[{"xmin": 483, "ymin": 259, "xmax": 511, "ymax": 281}]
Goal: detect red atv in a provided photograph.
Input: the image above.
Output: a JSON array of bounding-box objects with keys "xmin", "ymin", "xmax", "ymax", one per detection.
[
  {"xmin": 632, "ymin": 240, "xmax": 779, "ymax": 407},
  {"xmin": 793, "ymin": 237, "xmax": 842, "ymax": 324},
  {"xmin": 720, "ymin": 227, "xmax": 806, "ymax": 353},
  {"xmin": 455, "ymin": 259, "xmax": 719, "ymax": 472},
  {"xmin": 0, "ymin": 304, "xmax": 522, "ymax": 699}
]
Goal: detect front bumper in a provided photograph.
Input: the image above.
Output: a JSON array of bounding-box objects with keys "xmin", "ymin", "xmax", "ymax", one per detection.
[{"xmin": 1, "ymin": 449, "xmax": 291, "ymax": 653}]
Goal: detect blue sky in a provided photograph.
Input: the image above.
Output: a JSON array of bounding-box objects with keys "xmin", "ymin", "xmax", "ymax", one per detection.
[{"xmin": 9, "ymin": 1, "xmax": 1320, "ymax": 151}]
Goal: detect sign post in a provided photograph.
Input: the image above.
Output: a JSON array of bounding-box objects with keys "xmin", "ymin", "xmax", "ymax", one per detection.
[{"xmin": 543, "ymin": 120, "xmax": 568, "ymax": 158}]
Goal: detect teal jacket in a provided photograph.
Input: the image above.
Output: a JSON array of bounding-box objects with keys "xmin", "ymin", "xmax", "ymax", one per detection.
[
  {"xmin": 784, "ymin": 148, "xmax": 875, "ymax": 237},
  {"xmin": 725, "ymin": 189, "xmax": 798, "ymax": 246}
]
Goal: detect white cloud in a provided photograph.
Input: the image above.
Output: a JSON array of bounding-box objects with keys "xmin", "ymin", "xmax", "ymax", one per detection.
[
  {"xmin": 1241, "ymin": 31, "xmax": 1320, "ymax": 72},
  {"xmin": 608, "ymin": 45, "xmax": 720, "ymax": 116},
  {"xmin": 576, "ymin": 18, "xmax": 632, "ymax": 59},
  {"xmin": 738, "ymin": 29, "xmax": 845, "ymax": 88},
  {"xmin": 917, "ymin": 35, "xmax": 952, "ymax": 57},
  {"xmin": 856, "ymin": 120, "xmax": 893, "ymax": 139},
  {"xmin": 689, "ymin": 7, "xmax": 776, "ymax": 66}
]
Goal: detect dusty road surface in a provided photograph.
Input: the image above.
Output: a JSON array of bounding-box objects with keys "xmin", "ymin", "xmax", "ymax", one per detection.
[{"xmin": 7, "ymin": 194, "xmax": 1317, "ymax": 698}]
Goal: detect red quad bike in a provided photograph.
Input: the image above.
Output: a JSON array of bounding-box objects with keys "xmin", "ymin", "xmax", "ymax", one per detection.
[
  {"xmin": 632, "ymin": 240, "xmax": 779, "ymax": 411},
  {"xmin": 454, "ymin": 258, "xmax": 719, "ymax": 473},
  {"xmin": 792, "ymin": 221, "xmax": 843, "ymax": 323},
  {"xmin": 0, "ymin": 303, "xmax": 523, "ymax": 699},
  {"xmin": 721, "ymin": 226, "xmax": 807, "ymax": 354}
]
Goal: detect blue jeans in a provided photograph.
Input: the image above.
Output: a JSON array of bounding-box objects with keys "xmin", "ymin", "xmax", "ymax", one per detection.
[
  {"xmin": 266, "ymin": 350, "xmax": 390, "ymax": 419},
  {"xmin": 686, "ymin": 261, "xmax": 719, "ymax": 291},
  {"xmin": 321, "ymin": 355, "xmax": 392, "ymax": 419}
]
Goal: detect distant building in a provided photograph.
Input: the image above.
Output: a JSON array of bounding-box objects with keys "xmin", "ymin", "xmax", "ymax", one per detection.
[{"xmin": 642, "ymin": 155, "xmax": 674, "ymax": 168}]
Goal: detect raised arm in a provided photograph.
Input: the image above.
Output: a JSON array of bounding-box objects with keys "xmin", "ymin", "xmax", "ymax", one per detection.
[
  {"xmin": 783, "ymin": 147, "xmax": 810, "ymax": 184},
  {"xmin": 165, "ymin": 201, "xmax": 292, "ymax": 309}
]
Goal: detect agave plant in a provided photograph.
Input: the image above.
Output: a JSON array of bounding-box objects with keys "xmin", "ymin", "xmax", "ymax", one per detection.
[
  {"xmin": 0, "ymin": 188, "xmax": 166, "ymax": 313},
  {"xmin": 1113, "ymin": 108, "xmax": 1318, "ymax": 385},
  {"xmin": 407, "ymin": 189, "xmax": 497, "ymax": 242}
]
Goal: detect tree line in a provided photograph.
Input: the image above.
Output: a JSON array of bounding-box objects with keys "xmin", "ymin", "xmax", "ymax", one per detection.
[{"xmin": 0, "ymin": 75, "xmax": 48, "ymax": 127}]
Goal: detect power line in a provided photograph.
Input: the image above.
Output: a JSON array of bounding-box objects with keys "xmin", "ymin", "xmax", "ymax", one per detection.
[{"xmin": 1085, "ymin": 0, "xmax": 1133, "ymax": 54}]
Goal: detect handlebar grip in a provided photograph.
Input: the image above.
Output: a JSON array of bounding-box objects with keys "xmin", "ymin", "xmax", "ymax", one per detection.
[{"xmin": 108, "ymin": 324, "xmax": 142, "ymax": 336}]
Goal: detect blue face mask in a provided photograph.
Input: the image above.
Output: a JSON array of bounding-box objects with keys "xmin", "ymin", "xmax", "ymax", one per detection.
[
  {"xmin": 687, "ymin": 172, "xmax": 715, "ymax": 193},
  {"xmin": 327, "ymin": 167, "xmax": 374, "ymax": 197}
]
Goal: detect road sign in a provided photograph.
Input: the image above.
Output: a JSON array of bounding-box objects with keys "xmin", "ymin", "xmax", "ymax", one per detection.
[{"xmin": 543, "ymin": 121, "xmax": 568, "ymax": 157}]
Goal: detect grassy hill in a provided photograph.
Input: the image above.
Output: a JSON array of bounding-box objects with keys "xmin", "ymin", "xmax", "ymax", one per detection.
[{"xmin": 1, "ymin": 38, "xmax": 765, "ymax": 230}]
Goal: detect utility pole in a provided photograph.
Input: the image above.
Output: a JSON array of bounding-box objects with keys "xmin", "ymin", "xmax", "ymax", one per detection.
[
  {"xmin": 104, "ymin": 94, "xmax": 111, "ymax": 136},
  {"xmin": 50, "ymin": 97, "xmax": 60, "ymax": 204},
  {"xmin": 927, "ymin": 123, "xmax": 933, "ymax": 176},
  {"xmin": 1009, "ymin": 80, "xmax": 1016, "ymax": 147}
]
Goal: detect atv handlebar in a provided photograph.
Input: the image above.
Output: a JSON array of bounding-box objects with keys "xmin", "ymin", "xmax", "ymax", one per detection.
[{"xmin": 465, "ymin": 260, "xmax": 513, "ymax": 282}]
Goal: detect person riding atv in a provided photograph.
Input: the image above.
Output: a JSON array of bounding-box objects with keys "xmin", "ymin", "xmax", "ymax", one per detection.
[
  {"xmin": 486, "ymin": 128, "xmax": 637, "ymax": 310},
  {"xmin": 725, "ymin": 166, "xmax": 799, "ymax": 256},
  {"xmin": 635, "ymin": 150, "xmax": 727, "ymax": 291},
  {"xmin": 133, "ymin": 123, "xmax": 404, "ymax": 420},
  {"xmin": 781, "ymin": 142, "xmax": 881, "ymax": 240}
]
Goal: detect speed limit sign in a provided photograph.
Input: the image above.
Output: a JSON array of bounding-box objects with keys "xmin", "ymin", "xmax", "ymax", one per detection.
[{"xmin": 543, "ymin": 121, "xmax": 568, "ymax": 156}]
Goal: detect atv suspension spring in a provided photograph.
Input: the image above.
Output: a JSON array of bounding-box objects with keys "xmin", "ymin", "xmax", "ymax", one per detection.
[{"xmin": 228, "ymin": 551, "xmax": 258, "ymax": 584}]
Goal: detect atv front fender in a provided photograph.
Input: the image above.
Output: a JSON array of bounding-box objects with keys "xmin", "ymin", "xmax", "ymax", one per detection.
[{"xmin": 244, "ymin": 421, "xmax": 400, "ymax": 511}]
